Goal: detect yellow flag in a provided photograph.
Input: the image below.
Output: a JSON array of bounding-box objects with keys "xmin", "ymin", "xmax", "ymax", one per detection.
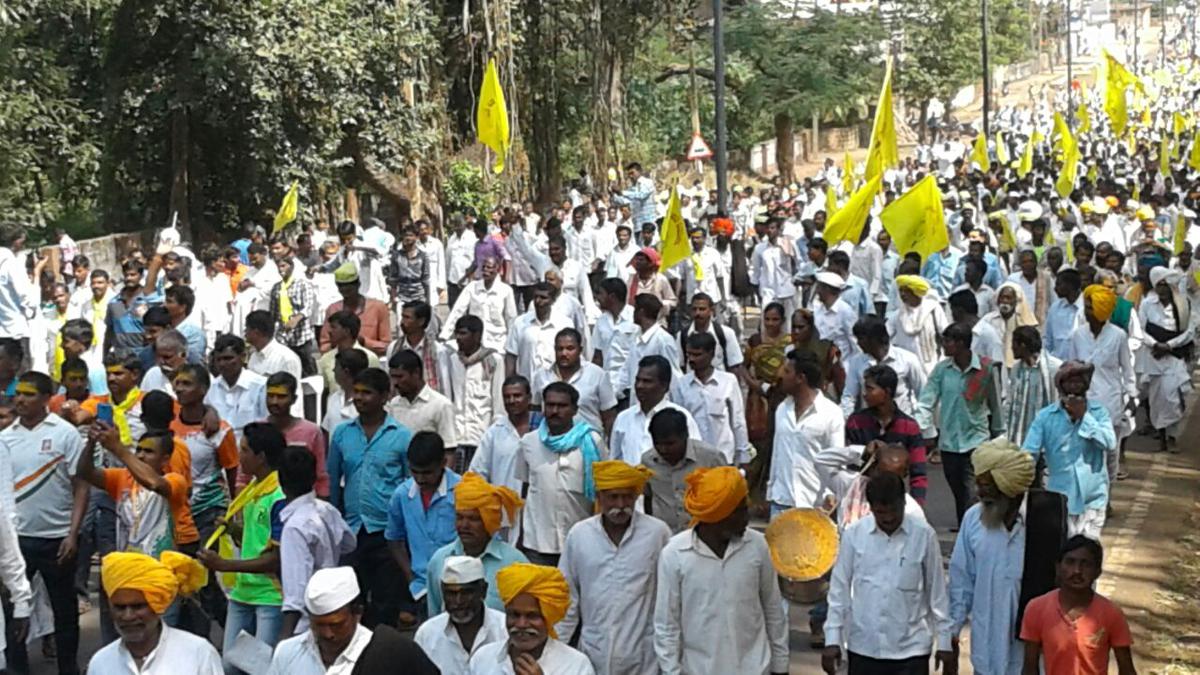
[
  {"xmin": 880, "ymin": 175, "xmax": 949, "ymax": 264},
  {"xmin": 1139, "ymin": 106, "xmax": 1152, "ymax": 129},
  {"xmin": 1103, "ymin": 50, "xmax": 1144, "ymax": 137},
  {"xmin": 272, "ymin": 181, "xmax": 299, "ymax": 234},
  {"xmin": 1087, "ymin": 164, "xmax": 1099, "ymax": 185},
  {"xmin": 1052, "ymin": 112, "xmax": 1071, "ymax": 151},
  {"xmin": 842, "ymin": 151, "xmax": 855, "ymax": 194},
  {"xmin": 824, "ymin": 175, "xmax": 883, "ymax": 247},
  {"xmin": 1017, "ymin": 137, "xmax": 1033, "ymax": 178},
  {"xmin": 658, "ymin": 183, "xmax": 690, "ymax": 272},
  {"xmin": 1174, "ymin": 111, "xmax": 1188, "ymax": 137},
  {"xmin": 1056, "ymin": 136, "xmax": 1080, "ymax": 199},
  {"xmin": 990, "ymin": 211, "xmax": 1019, "ymax": 253},
  {"xmin": 1076, "ymin": 102, "xmax": 1091, "ymax": 134},
  {"xmin": 1031, "ymin": 128, "xmax": 1046, "ymax": 145},
  {"xmin": 865, "ymin": 61, "xmax": 898, "ymax": 181},
  {"xmin": 1161, "ymin": 135, "xmax": 1172, "ymax": 177},
  {"xmin": 995, "ymin": 131, "xmax": 1010, "ymax": 165},
  {"xmin": 1189, "ymin": 137, "xmax": 1200, "ymax": 172},
  {"xmin": 825, "ymin": 184, "xmax": 839, "ymax": 214},
  {"xmin": 1176, "ymin": 213, "xmax": 1189, "ymax": 256},
  {"xmin": 476, "ymin": 57, "xmax": 510, "ymax": 174},
  {"xmin": 971, "ymin": 131, "xmax": 990, "ymax": 172}
]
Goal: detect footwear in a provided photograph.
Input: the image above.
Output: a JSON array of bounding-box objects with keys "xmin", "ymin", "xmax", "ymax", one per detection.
[{"xmin": 1116, "ymin": 469, "xmax": 1130, "ymax": 480}]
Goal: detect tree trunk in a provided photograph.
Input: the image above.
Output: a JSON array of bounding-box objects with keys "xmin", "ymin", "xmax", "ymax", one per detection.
[
  {"xmin": 918, "ymin": 99, "xmax": 930, "ymax": 144},
  {"xmin": 168, "ymin": 108, "xmax": 191, "ymax": 241},
  {"xmin": 525, "ymin": 0, "xmax": 561, "ymax": 206},
  {"xmin": 774, "ymin": 112, "xmax": 795, "ymax": 182}
]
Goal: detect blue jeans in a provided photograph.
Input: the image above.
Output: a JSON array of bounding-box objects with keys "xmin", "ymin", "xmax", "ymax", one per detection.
[{"xmin": 222, "ymin": 600, "xmax": 283, "ymax": 675}]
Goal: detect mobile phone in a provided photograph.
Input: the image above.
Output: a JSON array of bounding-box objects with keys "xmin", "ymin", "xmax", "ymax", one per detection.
[{"xmin": 96, "ymin": 403, "xmax": 113, "ymax": 426}]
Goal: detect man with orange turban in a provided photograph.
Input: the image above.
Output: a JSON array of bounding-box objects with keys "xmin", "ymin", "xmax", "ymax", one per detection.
[
  {"xmin": 424, "ymin": 472, "xmax": 528, "ymax": 616},
  {"xmin": 87, "ymin": 551, "xmax": 222, "ymax": 673},
  {"xmin": 654, "ymin": 467, "xmax": 790, "ymax": 674},
  {"xmin": 469, "ymin": 563, "xmax": 593, "ymax": 674},
  {"xmin": 1068, "ymin": 283, "xmax": 1137, "ymax": 486},
  {"xmin": 558, "ymin": 461, "xmax": 671, "ymax": 674}
]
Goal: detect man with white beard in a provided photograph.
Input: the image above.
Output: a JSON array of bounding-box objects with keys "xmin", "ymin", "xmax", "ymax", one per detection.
[{"xmin": 415, "ymin": 556, "xmax": 508, "ymax": 674}]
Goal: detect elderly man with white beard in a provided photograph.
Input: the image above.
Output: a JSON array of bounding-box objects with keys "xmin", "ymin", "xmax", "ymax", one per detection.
[
  {"xmin": 947, "ymin": 439, "xmax": 1067, "ymax": 675},
  {"xmin": 415, "ymin": 556, "xmax": 508, "ymax": 674}
]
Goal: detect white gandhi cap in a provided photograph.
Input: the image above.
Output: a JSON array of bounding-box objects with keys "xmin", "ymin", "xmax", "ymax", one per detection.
[
  {"xmin": 305, "ymin": 566, "xmax": 360, "ymax": 615},
  {"xmin": 441, "ymin": 556, "xmax": 485, "ymax": 584}
]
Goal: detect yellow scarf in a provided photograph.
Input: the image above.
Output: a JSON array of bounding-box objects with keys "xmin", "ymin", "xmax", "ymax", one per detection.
[
  {"xmin": 91, "ymin": 298, "xmax": 106, "ymax": 346},
  {"xmin": 690, "ymin": 253, "xmax": 704, "ymax": 282},
  {"xmin": 278, "ymin": 277, "xmax": 293, "ymax": 324},
  {"xmin": 113, "ymin": 387, "xmax": 142, "ymax": 446},
  {"xmin": 205, "ymin": 471, "xmax": 281, "ymax": 549}
]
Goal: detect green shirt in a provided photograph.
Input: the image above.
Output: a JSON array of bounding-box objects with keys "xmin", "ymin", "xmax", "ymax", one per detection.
[
  {"xmin": 229, "ymin": 485, "xmax": 285, "ymax": 606},
  {"xmin": 914, "ymin": 352, "xmax": 1005, "ymax": 453}
]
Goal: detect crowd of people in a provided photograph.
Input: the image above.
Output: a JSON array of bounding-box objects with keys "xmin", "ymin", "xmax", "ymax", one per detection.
[{"xmin": 0, "ymin": 50, "xmax": 1191, "ymax": 675}]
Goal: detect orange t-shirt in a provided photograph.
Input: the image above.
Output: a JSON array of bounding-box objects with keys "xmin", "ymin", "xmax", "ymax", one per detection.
[
  {"xmin": 1019, "ymin": 590, "xmax": 1132, "ymax": 675},
  {"xmin": 166, "ymin": 439, "xmax": 198, "ymax": 544},
  {"xmin": 101, "ymin": 469, "xmax": 191, "ymax": 556}
]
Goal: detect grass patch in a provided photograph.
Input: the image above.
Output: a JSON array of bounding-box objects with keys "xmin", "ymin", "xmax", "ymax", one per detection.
[{"xmin": 1140, "ymin": 508, "xmax": 1200, "ymax": 674}]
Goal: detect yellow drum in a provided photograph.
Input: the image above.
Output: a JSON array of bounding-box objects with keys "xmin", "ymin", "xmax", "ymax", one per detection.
[{"xmin": 765, "ymin": 508, "xmax": 839, "ymax": 604}]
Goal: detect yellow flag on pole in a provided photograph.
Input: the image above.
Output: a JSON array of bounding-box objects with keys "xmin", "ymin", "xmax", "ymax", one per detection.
[
  {"xmin": 880, "ymin": 175, "xmax": 949, "ymax": 264},
  {"xmin": 1174, "ymin": 111, "xmax": 1189, "ymax": 137},
  {"xmin": 865, "ymin": 61, "xmax": 898, "ymax": 181},
  {"xmin": 1076, "ymin": 102, "xmax": 1091, "ymax": 134},
  {"xmin": 842, "ymin": 151, "xmax": 855, "ymax": 194},
  {"xmin": 1017, "ymin": 137, "xmax": 1034, "ymax": 178},
  {"xmin": 1189, "ymin": 136, "xmax": 1200, "ymax": 172},
  {"xmin": 1176, "ymin": 213, "xmax": 1189, "ymax": 256},
  {"xmin": 1161, "ymin": 135, "xmax": 1172, "ymax": 177},
  {"xmin": 995, "ymin": 131, "xmax": 1010, "ymax": 165},
  {"xmin": 1103, "ymin": 50, "xmax": 1144, "ymax": 138},
  {"xmin": 825, "ymin": 184, "xmax": 839, "ymax": 214},
  {"xmin": 1056, "ymin": 121, "xmax": 1080, "ymax": 199},
  {"xmin": 824, "ymin": 175, "xmax": 883, "ymax": 247},
  {"xmin": 971, "ymin": 131, "xmax": 990, "ymax": 172},
  {"xmin": 272, "ymin": 181, "xmax": 299, "ymax": 234},
  {"xmin": 476, "ymin": 57, "xmax": 510, "ymax": 174},
  {"xmin": 658, "ymin": 183, "xmax": 690, "ymax": 272}
]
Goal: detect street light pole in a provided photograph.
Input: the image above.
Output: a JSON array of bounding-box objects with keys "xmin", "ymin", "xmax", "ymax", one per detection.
[
  {"xmin": 1066, "ymin": 0, "xmax": 1073, "ymax": 127},
  {"xmin": 712, "ymin": 0, "xmax": 729, "ymax": 215},
  {"xmin": 982, "ymin": 0, "xmax": 991, "ymax": 137},
  {"xmin": 1133, "ymin": 0, "xmax": 1139, "ymax": 73}
]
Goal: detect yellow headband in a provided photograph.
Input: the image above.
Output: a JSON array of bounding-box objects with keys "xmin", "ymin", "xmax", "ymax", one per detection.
[
  {"xmin": 14, "ymin": 383, "xmax": 38, "ymax": 396},
  {"xmin": 266, "ymin": 385, "xmax": 291, "ymax": 396}
]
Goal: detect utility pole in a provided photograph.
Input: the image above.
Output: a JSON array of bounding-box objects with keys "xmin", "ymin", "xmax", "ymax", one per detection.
[
  {"xmin": 1066, "ymin": 0, "xmax": 1073, "ymax": 127},
  {"xmin": 712, "ymin": 0, "xmax": 729, "ymax": 214},
  {"xmin": 982, "ymin": 0, "xmax": 992, "ymax": 137},
  {"xmin": 1133, "ymin": 0, "xmax": 1139, "ymax": 73},
  {"xmin": 1161, "ymin": 0, "xmax": 1167, "ymax": 68}
]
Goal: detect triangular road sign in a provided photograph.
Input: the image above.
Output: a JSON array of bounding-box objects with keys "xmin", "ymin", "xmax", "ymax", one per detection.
[{"xmin": 687, "ymin": 133, "xmax": 713, "ymax": 161}]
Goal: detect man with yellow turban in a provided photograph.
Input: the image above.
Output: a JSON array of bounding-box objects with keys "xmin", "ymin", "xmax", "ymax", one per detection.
[
  {"xmin": 1068, "ymin": 283, "xmax": 1136, "ymax": 484},
  {"xmin": 557, "ymin": 461, "xmax": 670, "ymax": 675},
  {"xmin": 425, "ymin": 472, "xmax": 528, "ymax": 616},
  {"xmin": 654, "ymin": 467, "xmax": 790, "ymax": 675},
  {"xmin": 948, "ymin": 437, "xmax": 1067, "ymax": 675},
  {"xmin": 470, "ymin": 563, "xmax": 593, "ymax": 674},
  {"xmin": 889, "ymin": 273, "xmax": 948, "ymax": 375},
  {"xmin": 87, "ymin": 551, "xmax": 222, "ymax": 674}
]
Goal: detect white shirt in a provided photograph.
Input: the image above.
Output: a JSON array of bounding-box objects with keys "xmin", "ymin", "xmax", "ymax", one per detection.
[
  {"xmin": 685, "ymin": 246, "xmax": 725, "ymax": 302},
  {"xmin": 749, "ymin": 240, "xmax": 797, "ymax": 302},
  {"xmin": 605, "ymin": 243, "xmax": 638, "ymax": 278},
  {"xmin": 621, "ymin": 324, "xmax": 682, "ymax": 396},
  {"xmin": 654, "ymin": 528, "xmax": 790, "ymax": 675},
  {"xmin": 248, "ymin": 338, "xmax": 302, "ymax": 382},
  {"xmin": 139, "ymin": 366, "xmax": 176, "ymax": 398},
  {"xmin": 447, "ymin": 230, "xmax": 480, "ymax": 283},
  {"xmin": 687, "ymin": 321, "xmax": 744, "ymax": 372},
  {"xmin": 558, "ymin": 513, "xmax": 672, "ymax": 675},
  {"xmin": 591, "ymin": 307, "xmax": 638, "ymax": 394},
  {"xmin": 204, "ymin": 370, "xmax": 268, "ymax": 443},
  {"xmin": 825, "ymin": 514, "xmax": 954, "ymax": 660},
  {"xmin": 1, "ymin": 414, "xmax": 84, "ymax": 539},
  {"xmin": 610, "ymin": 398, "xmax": 701, "ymax": 465},
  {"xmin": 505, "ymin": 312, "xmax": 573, "ymax": 381},
  {"xmin": 515, "ymin": 428, "xmax": 609, "ymax": 555},
  {"xmin": 418, "ymin": 237, "xmax": 448, "ymax": 293},
  {"xmin": 469, "ymin": 638, "xmax": 596, "ymax": 675},
  {"xmin": 531, "ymin": 363, "xmax": 617, "ymax": 435},
  {"xmin": 321, "ymin": 389, "xmax": 359, "ymax": 435},
  {"xmin": 813, "ymin": 298, "xmax": 860, "ymax": 361},
  {"xmin": 564, "ymin": 224, "xmax": 598, "ymax": 268},
  {"xmin": 0, "ymin": 247, "xmax": 34, "ymax": 339},
  {"xmin": 557, "ymin": 258, "xmax": 599, "ymax": 324},
  {"xmin": 277, "ymin": 492, "xmax": 357, "ymax": 631},
  {"xmin": 267, "ymin": 624, "xmax": 373, "ymax": 675},
  {"xmin": 385, "ymin": 385, "xmax": 459, "ymax": 448},
  {"xmin": 0, "ymin": 442, "xmax": 30, "ymax": 670},
  {"xmin": 88, "ymin": 623, "xmax": 223, "ymax": 674},
  {"xmin": 440, "ymin": 279, "xmax": 518, "ymax": 351},
  {"xmin": 1064, "ymin": 322, "xmax": 1137, "ymax": 426},
  {"xmin": 438, "ymin": 348, "xmax": 505, "ymax": 447},
  {"xmin": 767, "ymin": 393, "xmax": 845, "ymax": 508},
  {"xmin": 671, "ymin": 370, "xmax": 751, "ymax": 464},
  {"xmin": 416, "ymin": 608, "xmax": 508, "ymax": 675}
]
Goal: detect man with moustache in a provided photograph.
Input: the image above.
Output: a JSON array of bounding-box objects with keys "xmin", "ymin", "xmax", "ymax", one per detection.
[
  {"xmin": 558, "ymin": 461, "xmax": 671, "ymax": 675},
  {"xmin": 470, "ymin": 563, "xmax": 594, "ymax": 674},
  {"xmin": 947, "ymin": 438, "xmax": 1066, "ymax": 675},
  {"xmin": 415, "ymin": 556, "xmax": 508, "ymax": 674}
]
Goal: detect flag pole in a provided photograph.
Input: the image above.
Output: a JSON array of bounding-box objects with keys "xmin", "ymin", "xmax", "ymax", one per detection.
[{"xmin": 712, "ymin": 0, "xmax": 729, "ymax": 214}]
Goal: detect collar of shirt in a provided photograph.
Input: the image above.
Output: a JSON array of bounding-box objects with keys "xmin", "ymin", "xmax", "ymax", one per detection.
[
  {"xmin": 407, "ymin": 469, "xmax": 458, "ymax": 500},
  {"xmin": 280, "ymin": 491, "xmax": 318, "ymax": 521},
  {"xmin": 308, "ymin": 623, "xmax": 373, "ymax": 672},
  {"xmin": 115, "ymin": 621, "xmax": 175, "ymax": 671},
  {"xmin": 15, "ymin": 413, "xmax": 66, "ymax": 434},
  {"xmin": 215, "ymin": 369, "xmax": 261, "ymax": 393},
  {"xmin": 681, "ymin": 528, "xmax": 749, "ymax": 560},
  {"xmin": 949, "ymin": 351, "xmax": 985, "ymax": 374},
  {"xmin": 637, "ymin": 324, "xmax": 667, "ymax": 345},
  {"xmin": 349, "ymin": 414, "xmax": 403, "ymax": 438}
]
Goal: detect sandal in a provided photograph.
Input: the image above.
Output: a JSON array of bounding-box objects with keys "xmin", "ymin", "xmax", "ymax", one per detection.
[{"xmin": 928, "ymin": 450, "xmax": 942, "ymax": 465}]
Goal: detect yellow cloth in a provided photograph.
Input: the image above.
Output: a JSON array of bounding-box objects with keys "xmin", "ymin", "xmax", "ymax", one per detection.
[
  {"xmin": 824, "ymin": 175, "xmax": 882, "ymax": 247},
  {"xmin": 101, "ymin": 551, "xmax": 207, "ymax": 615},
  {"xmin": 895, "ymin": 275, "xmax": 931, "ymax": 297},
  {"xmin": 1083, "ymin": 284, "xmax": 1117, "ymax": 322},
  {"xmin": 476, "ymin": 57, "xmax": 510, "ymax": 173},
  {"xmin": 273, "ymin": 181, "xmax": 299, "ymax": 234},
  {"xmin": 879, "ymin": 175, "xmax": 949, "ymax": 263},
  {"xmin": 455, "ymin": 472, "xmax": 524, "ymax": 535},
  {"xmin": 683, "ymin": 466, "xmax": 748, "ymax": 525},
  {"xmin": 91, "ymin": 298, "xmax": 105, "ymax": 346},
  {"xmin": 994, "ymin": 131, "xmax": 1009, "ymax": 165},
  {"xmin": 113, "ymin": 387, "xmax": 142, "ymax": 446},
  {"xmin": 592, "ymin": 461, "xmax": 654, "ymax": 494},
  {"xmin": 659, "ymin": 182, "xmax": 690, "ymax": 272},
  {"xmin": 972, "ymin": 437, "xmax": 1035, "ymax": 499},
  {"xmin": 1017, "ymin": 136, "xmax": 1033, "ymax": 179},
  {"xmin": 278, "ymin": 276, "xmax": 294, "ymax": 324},
  {"xmin": 1103, "ymin": 49, "xmax": 1145, "ymax": 137},
  {"xmin": 865, "ymin": 60, "xmax": 898, "ymax": 181},
  {"xmin": 690, "ymin": 253, "xmax": 704, "ymax": 282},
  {"xmin": 496, "ymin": 563, "xmax": 571, "ymax": 638},
  {"xmin": 842, "ymin": 151, "xmax": 855, "ymax": 194},
  {"xmin": 971, "ymin": 131, "xmax": 991, "ymax": 172},
  {"xmin": 205, "ymin": 471, "xmax": 281, "ymax": 549}
]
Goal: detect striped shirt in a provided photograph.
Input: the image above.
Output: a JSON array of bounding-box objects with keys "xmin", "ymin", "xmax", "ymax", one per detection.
[{"xmin": 844, "ymin": 408, "xmax": 928, "ymax": 503}]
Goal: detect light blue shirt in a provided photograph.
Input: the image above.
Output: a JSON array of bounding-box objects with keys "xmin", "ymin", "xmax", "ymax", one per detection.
[
  {"xmin": 952, "ymin": 252, "xmax": 1004, "ymax": 289},
  {"xmin": 1042, "ymin": 297, "xmax": 1081, "ymax": 361},
  {"xmin": 914, "ymin": 353, "xmax": 1004, "ymax": 452},
  {"xmin": 327, "ymin": 415, "xmax": 412, "ymax": 534},
  {"xmin": 842, "ymin": 275, "xmax": 875, "ymax": 317},
  {"xmin": 424, "ymin": 537, "xmax": 528, "ymax": 615},
  {"xmin": 1022, "ymin": 401, "xmax": 1114, "ymax": 514},
  {"xmin": 385, "ymin": 470, "xmax": 460, "ymax": 599},
  {"xmin": 948, "ymin": 503, "xmax": 1025, "ymax": 675},
  {"xmin": 921, "ymin": 250, "xmax": 963, "ymax": 300}
]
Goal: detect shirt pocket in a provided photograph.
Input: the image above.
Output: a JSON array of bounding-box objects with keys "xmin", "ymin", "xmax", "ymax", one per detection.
[{"xmin": 895, "ymin": 560, "xmax": 924, "ymax": 592}]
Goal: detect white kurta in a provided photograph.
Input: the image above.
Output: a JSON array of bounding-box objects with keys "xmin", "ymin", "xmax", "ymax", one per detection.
[
  {"xmin": 469, "ymin": 638, "xmax": 596, "ymax": 675},
  {"xmin": 266, "ymin": 624, "xmax": 373, "ymax": 675},
  {"xmin": 415, "ymin": 608, "xmax": 507, "ymax": 675},
  {"xmin": 557, "ymin": 513, "xmax": 672, "ymax": 675},
  {"xmin": 1138, "ymin": 293, "xmax": 1196, "ymax": 430},
  {"xmin": 87, "ymin": 623, "xmax": 223, "ymax": 674},
  {"xmin": 1064, "ymin": 322, "xmax": 1137, "ymax": 437}
]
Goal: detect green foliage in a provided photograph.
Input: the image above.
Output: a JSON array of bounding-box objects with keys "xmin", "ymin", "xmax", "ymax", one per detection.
[
  {"xmin": 895, "ymin": 0, "xmax": 981, "ymax": 105},
  {"xmin": 442, "ymin": 160, "xmax": 498, "ymax": 218}
]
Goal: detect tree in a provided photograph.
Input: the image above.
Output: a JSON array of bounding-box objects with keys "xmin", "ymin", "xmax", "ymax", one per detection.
[
  {"xmin": 726, "ymin": 6, "xmax": 886, "ymax": 181},
  {"xmin": 894, "ymin": 0, "xmax": 980, "ymax": 143}
]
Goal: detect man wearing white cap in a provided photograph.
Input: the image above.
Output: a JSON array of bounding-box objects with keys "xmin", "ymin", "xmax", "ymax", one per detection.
[
  {"xmin": 812, "ymin": 271, "xmax": 860, "ymax": 361},
  {"xmin": 267, "ymin": 567, "xmax": 438, "ymax": 675},
  {"xmin": 414, "ymin": 555, "xmax": 507, "ymax": 674},
  {"xmin": 1137, "ymin": 265, "xmax": 1197, "ymax": 452}
]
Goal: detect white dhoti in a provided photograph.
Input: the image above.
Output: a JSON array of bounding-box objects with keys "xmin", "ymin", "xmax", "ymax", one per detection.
[{"xmin": 1143, "ymin": 354, "xmax": 1192, "ymax": 432}]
